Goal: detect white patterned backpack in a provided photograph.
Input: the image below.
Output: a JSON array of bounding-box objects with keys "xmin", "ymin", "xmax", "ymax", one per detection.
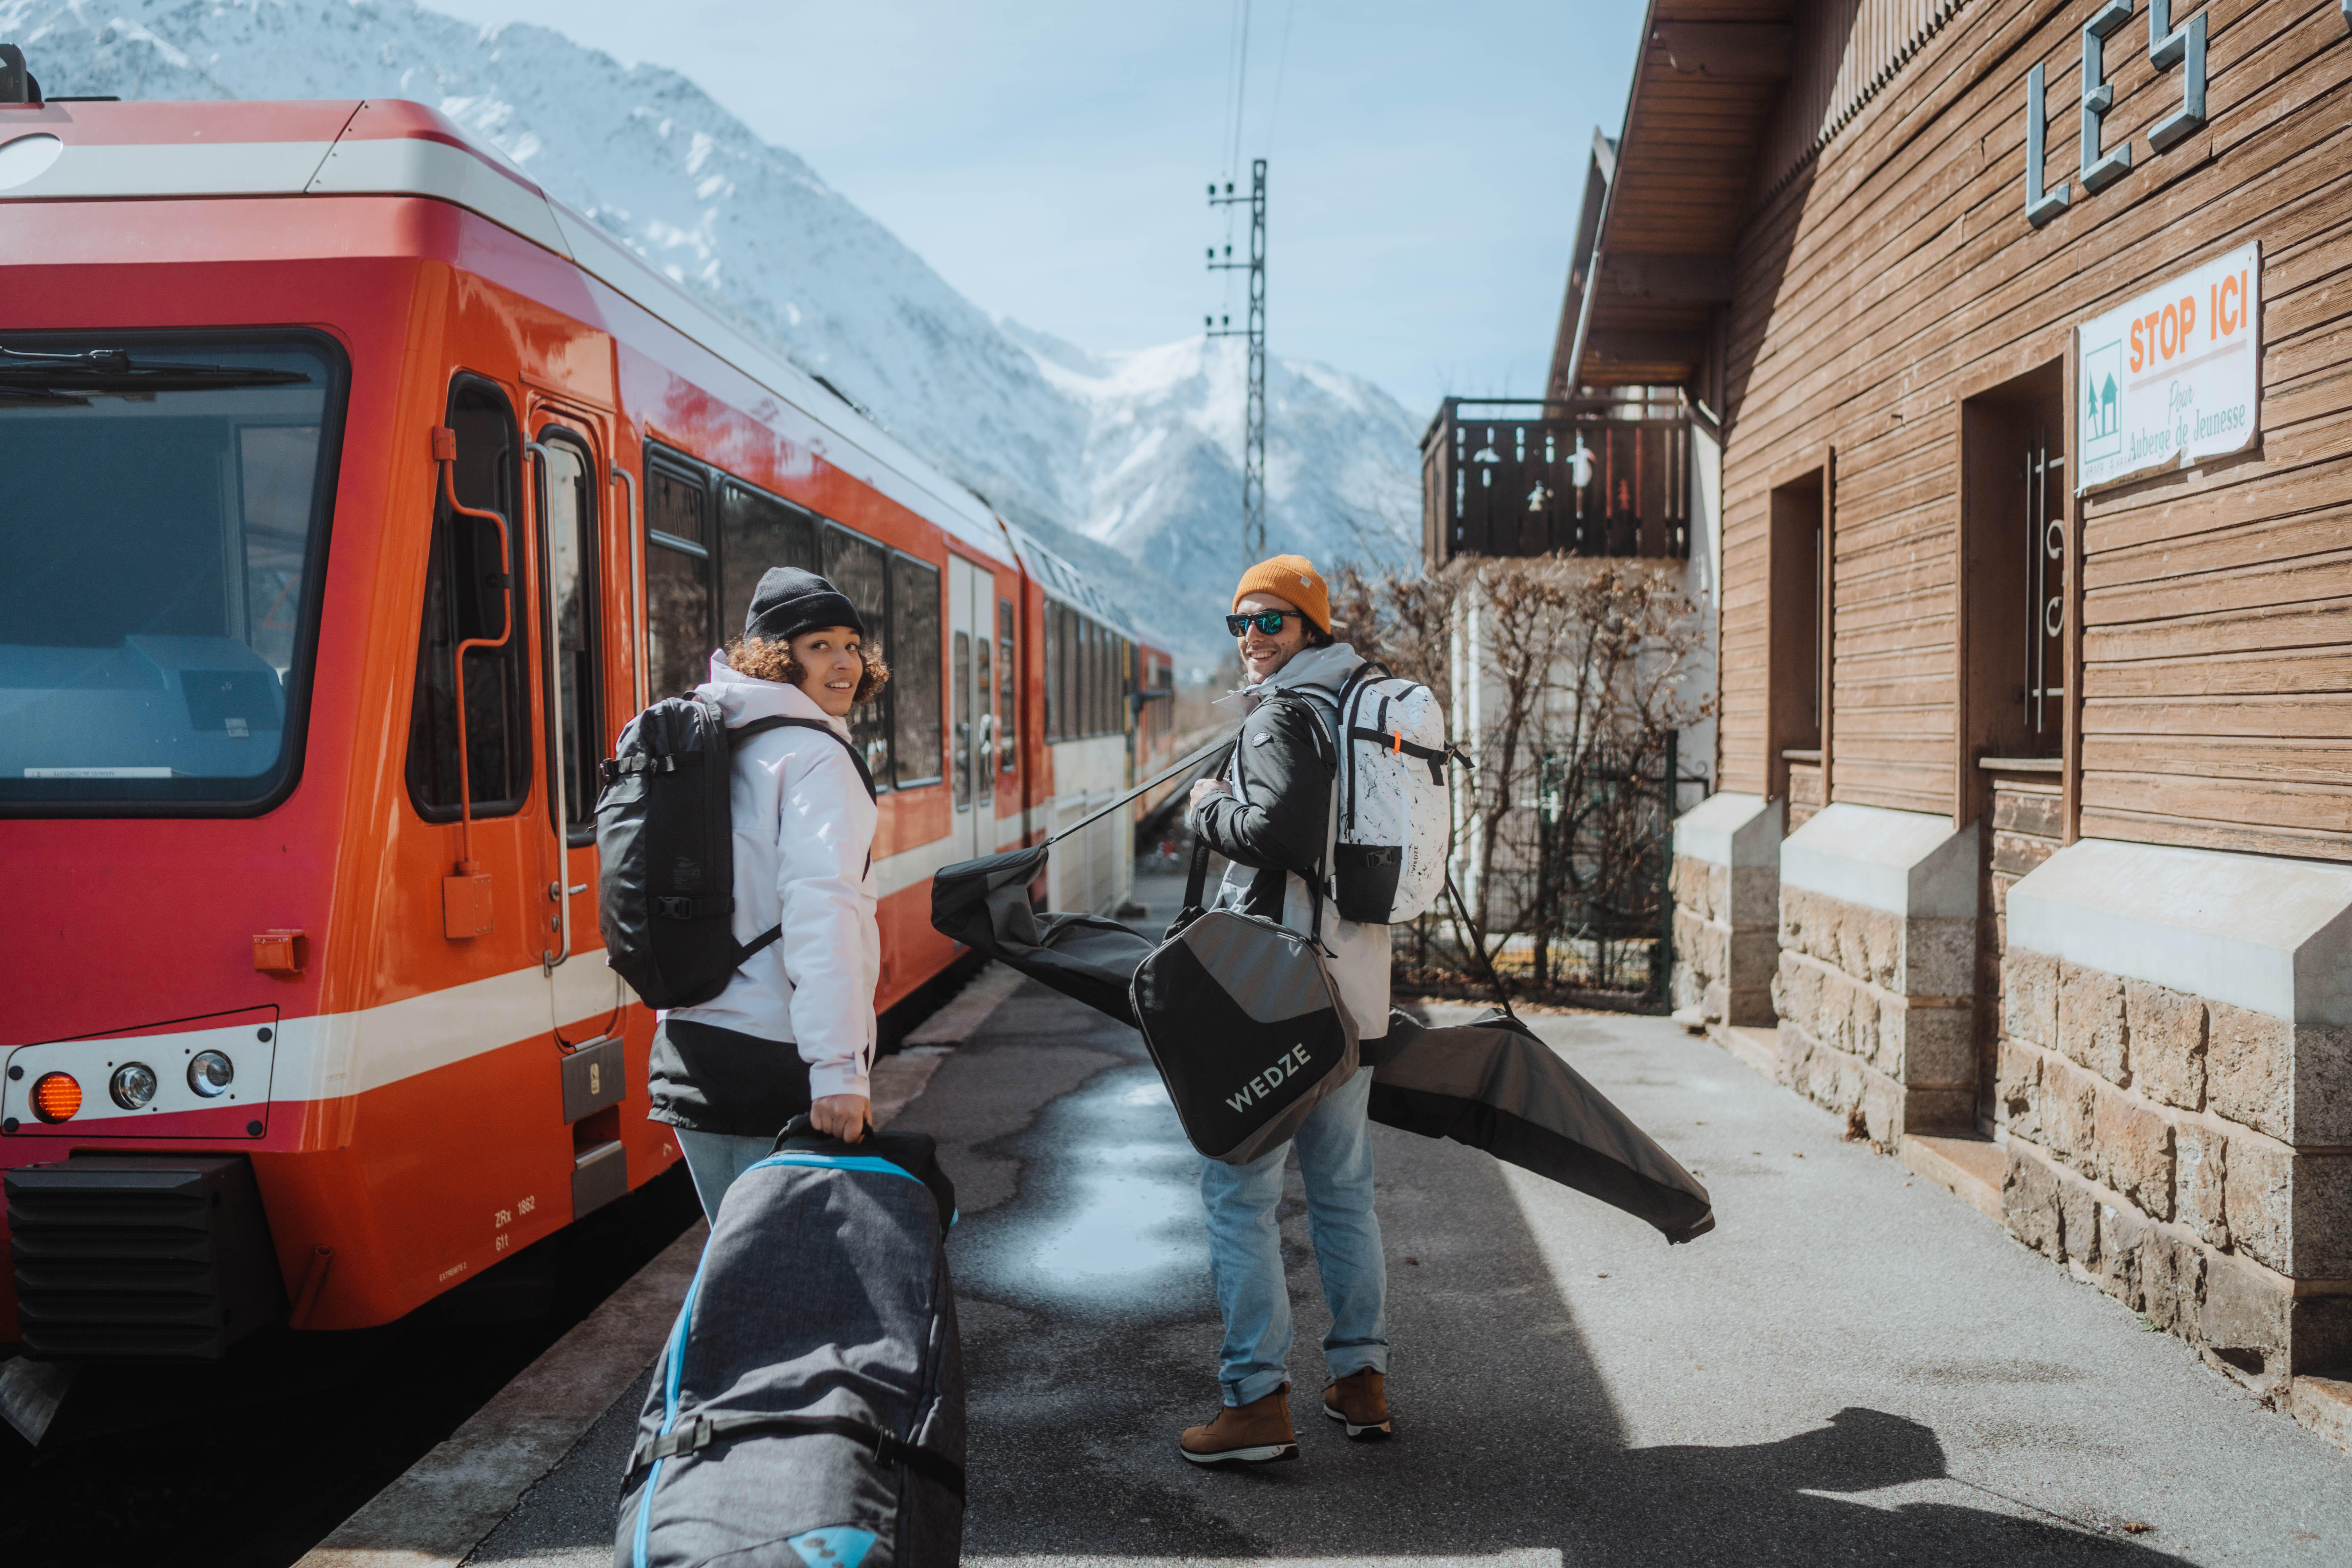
[{"xmin": 1325, "ymin": 661, "xmax": 1460, "ymax": 924}]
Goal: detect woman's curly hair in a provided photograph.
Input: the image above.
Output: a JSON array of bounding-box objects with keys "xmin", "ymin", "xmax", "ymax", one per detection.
[{"xmin": 724, "ymin": 634, "xmax": 890, "ymax": 705}]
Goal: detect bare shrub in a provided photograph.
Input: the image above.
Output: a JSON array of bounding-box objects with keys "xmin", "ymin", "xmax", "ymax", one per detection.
[
  {"xmin": 1342, "ymin": 552, "xmax": 1711, "ymax": 1002},
  {"xmin": 1329, "ymin": 559, "xmax": 1461, "ymax": 704}
]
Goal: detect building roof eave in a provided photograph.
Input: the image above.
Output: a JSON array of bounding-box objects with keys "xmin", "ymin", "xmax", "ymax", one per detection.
[{"xmin": 1560, "ymin": 1, "xmax": 1796, "ymax": 393}]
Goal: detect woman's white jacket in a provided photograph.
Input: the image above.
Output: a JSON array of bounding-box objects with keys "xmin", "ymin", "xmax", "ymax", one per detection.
[{"xmin": 660, "ymin": 651, "xmax": 880, "ymax": 1101}]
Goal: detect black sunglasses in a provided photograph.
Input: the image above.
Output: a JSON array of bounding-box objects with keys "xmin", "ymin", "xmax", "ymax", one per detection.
[{"xmin": 1226, "ymin": 610, "xmax": 1292, "ymax": 637}]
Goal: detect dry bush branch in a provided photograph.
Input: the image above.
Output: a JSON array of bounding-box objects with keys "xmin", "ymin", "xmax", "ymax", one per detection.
[{"xmin": 1339, "ymin": 549, "xmax": 1713, "ymax": 1002}]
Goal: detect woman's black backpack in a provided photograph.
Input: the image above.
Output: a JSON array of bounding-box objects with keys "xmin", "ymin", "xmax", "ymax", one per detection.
[{"xmin": 595, "ymin": 696, "xmax": 873, "ymax": 1010}]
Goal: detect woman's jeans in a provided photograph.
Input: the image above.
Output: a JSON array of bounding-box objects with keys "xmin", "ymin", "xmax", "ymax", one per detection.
[
  {"xmin": 675, "ymin": 1129, "xmax": 778, "ymax": 1222},
  {"xmin": 1197, "ymin": 1065, "xmax": 1389, "ymax": 1407}
]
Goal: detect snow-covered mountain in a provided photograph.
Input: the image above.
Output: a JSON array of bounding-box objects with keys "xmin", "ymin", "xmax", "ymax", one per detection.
[
  {"xmin": 2, "ymin": 0, "xmax": 1420, "ymax": 664},
  {"xmin": 1013, "ymin": 326, "xmax": 1422, "ymax": 609}
]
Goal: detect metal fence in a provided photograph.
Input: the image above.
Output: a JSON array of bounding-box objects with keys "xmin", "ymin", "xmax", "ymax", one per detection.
[{"xmin": 1396, "ymin": 731, "xmax": 1709, "ymax": 1009}]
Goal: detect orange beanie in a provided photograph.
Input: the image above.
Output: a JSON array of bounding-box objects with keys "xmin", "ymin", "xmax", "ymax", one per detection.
[{"xmin": 1232, "ymin": 554, "xmax": 1331, "ymax": 633}]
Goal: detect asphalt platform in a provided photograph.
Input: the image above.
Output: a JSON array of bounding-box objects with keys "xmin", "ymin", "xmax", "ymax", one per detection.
[{"xmin": 318, "ymin": 921, "xmax": 2352, "ymax": 1567}]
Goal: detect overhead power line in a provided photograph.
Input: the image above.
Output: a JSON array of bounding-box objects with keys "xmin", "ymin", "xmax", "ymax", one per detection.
[
  {"xmin": 1262, "ymin": 0, "xmax": 1296, "ymax": 157},
  {"xmin": 1202, "ymin": 0, "xmax": 1278, "ymax": 567},
  {"xmin": 1224, "ymin": 0, "xmax": 1253, "ymax": 181}
]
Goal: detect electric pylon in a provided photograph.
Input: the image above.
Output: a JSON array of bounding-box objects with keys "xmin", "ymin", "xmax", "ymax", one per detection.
[{"xmin": 1206, "ymin": 158, "xmax": 1267, "ymax": 566}]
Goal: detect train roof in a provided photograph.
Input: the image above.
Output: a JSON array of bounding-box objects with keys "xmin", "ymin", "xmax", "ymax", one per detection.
[
  {"xmin": 1007, "ymin": 530, "xmax": 1141, "ymax": 639},
  {"xmin": 0, "ymin": 97, "xmax": 1067, "ymax": 588}
]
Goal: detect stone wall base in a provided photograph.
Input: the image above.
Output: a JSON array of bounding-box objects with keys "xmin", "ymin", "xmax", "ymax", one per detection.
[
  {"xmin": 1770, "ymin": 904, "xmax": 1975, "ymax": 1142},
  {"xmin": 2003, "ymin": 1137, "xmax": 2352, "ymax": 1383},
  {"xmin": 2294, "ymin": 1377, "xmax": 2352, "ymax": 1456},
  {"xmin": 1669, "ymin": 851, "xmax": 1776, "ymax": 1027},
  {"xmin": 1771, "ymin": 1016, "xmax": 1974, "ymax": 1144}
]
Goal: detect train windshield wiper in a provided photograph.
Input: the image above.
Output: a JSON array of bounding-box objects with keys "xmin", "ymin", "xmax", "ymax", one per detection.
[{"xmin": 0, "ymin": 345, "xmax": 313, "ymax": 403}]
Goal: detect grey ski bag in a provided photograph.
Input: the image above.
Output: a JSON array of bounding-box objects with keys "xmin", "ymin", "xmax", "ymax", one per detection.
[{"xmin": 616, "ymin": 1123, "xmax": 962, "ymax": 1568}]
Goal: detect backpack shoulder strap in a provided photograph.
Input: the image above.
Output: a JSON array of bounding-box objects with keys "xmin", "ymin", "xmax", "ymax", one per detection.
[
  {"xmin": 1330, "ymin": 661, "xmax": 1389, "ymax": 837},
  {"xmin": 722, "ymin": 715, "xmax": 879, "ymax": 971},
  {"xmin": 1264, "ymin": 688, "xmax": 1338, "ymax": 768},
  {"xmin": 1257, "ymin": 690, "xmax": 1342, "ymax": 951},
  {"xmin": 730, "ymin": 715, "xmax": 877, "ymax": 802}
]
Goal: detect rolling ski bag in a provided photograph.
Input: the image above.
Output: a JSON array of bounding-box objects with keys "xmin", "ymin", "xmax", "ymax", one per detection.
[
  {"xmin": 617, "ymin": 1121, "xmax": 963, "ymax": 1568},
  {"xmin": 1129, "ymin": 836, "xmax": 1361, "ymax": 1166}
]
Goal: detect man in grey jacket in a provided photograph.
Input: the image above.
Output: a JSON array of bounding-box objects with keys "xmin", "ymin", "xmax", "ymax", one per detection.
[{"xmin": 1178, "ymin": 554, "xmax": 1392, "ymax": 1465}]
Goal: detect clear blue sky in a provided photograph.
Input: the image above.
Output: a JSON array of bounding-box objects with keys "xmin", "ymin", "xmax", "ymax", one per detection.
[{"xmin": 428, "ymin": 0, "xmax": 1642, "ymax": 418}]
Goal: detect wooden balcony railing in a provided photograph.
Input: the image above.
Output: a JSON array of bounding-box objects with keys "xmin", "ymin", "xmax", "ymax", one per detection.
[{"xmin": 1420, "ymin": 394, "xmax": 1692, "ymax": 569}]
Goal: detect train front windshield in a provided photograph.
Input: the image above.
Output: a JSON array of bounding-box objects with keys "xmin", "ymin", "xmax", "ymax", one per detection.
[{"xmin": 0, "ymin": 335, "xmax": 346, "ymax": 812}]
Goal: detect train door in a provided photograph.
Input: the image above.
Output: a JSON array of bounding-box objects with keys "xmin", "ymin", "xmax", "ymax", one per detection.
[
  {"xmin": 945, "ymin": 555, "xmax": 991, "ymax": 864},
  {"xmin": 528, "ymin": 411, "xmax": 633, "ymax": 1219},
  {"xmin": 412, "ymin": 377, "xmax": 540, "ymax": 980},
  {"xmin": 527, "ymin": 416, "xmax": 622, "ymax": 1046}
]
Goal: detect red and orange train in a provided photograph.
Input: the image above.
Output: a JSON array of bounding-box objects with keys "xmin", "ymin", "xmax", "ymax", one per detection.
[{"xmin": 0, "ymin": 91, "xmax": 1168, "ymax": 1355}]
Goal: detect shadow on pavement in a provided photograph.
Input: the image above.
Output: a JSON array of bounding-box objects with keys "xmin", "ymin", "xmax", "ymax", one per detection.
[{"xmin": 896, "ymin": 981, "xmax": 2193, "ymax": 1567}]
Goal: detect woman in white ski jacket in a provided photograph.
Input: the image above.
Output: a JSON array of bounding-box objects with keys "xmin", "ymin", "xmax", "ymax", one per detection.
[{"xmin": 649, "ymin": 567, "xmax": 886, "ymax": 1220}]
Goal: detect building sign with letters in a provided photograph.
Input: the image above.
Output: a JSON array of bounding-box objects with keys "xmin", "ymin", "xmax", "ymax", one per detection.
[{"xmin": 2076, "ymin": 241, "xmax": 2260, "ymax": 494}]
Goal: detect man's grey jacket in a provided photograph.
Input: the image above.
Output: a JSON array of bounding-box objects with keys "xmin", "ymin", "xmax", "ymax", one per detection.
[{"xmin": 1190, "ymin": 642, "xmax": 1390, "ymax": 1041}]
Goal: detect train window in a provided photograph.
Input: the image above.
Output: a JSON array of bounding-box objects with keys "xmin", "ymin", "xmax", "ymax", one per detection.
[
  {"xmin": 951, "ymin": 628, "xmax": 973, "ymax": 810},
  {"xmin": 823, "ymin": 524, "xmax": 892, "ymax": 784},
  {"xmin": 645, "ymin": 462, "xmax": 712, "ymax": 700},
  {"xmin": 1103, "ymin": 629, "xmax": 1118, "ymax": 736},
  {"xmin": 406, "ymin": 378, "xmax": 531, "ymax": 822},
  {"xmin": 1095, "ymin": 627, "xmax": 1110, "ymax": 736},
  {"xmin": 998, "ymin": 598, "xmax": 1017, "ymax": 774},
  {"xmin": 0, "ymin": 332, "xmax": 346, "ymax": 814},
  {"xmin": 1061, "ymin": 605, "xmax": 1076, "ymax": 741},
  {"xmin": 720, "ymin": 482, "xmax": 820, "ymax": 638},
  {"xmin": 889, "ymin": 553, "xmax": 943, "ymax": 787},
  {"xmin": 1106, "ymin": 631, "xmax": 1121, "ymax": 735},
  {"xmin": 0, "ymin": 334, "xmax": 348, "ymax": 814},
  {"xmin": 537, "ymin": 430, "xmax": 600, "ymax": 843},
  {"xmin": 975, "ymin": 623, "xmax": 993, "ymax": 804},
  {"xmin": 1115, "ymin": 638, "xmax": 1129, "ymax": 735},
  {"xmin": 1084, "ymin": 619, "xmax": 1101, "ymax": 736},
  {"xmin": 1041, "ymin": 602, "xmax": 1059, "ymax": 741},
  {"xmin": 1057, "ymin": 607, "xmax": 1077, "ymax": 740}
]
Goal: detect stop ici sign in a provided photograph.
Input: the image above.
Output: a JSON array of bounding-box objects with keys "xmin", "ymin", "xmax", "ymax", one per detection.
[{"xmin": 2075, "ymin": 240, "xmax": 2260, "ymax": 494}]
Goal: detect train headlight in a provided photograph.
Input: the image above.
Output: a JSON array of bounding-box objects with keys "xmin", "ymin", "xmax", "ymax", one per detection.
[
  {"xmin": 188, "ymin": 1051, "xmax": 235, "ymax": 1098},
  {"xmin": 110, "ymin": 1062, "xmax": 158, "ymax": 1111},
  {"xmin": 31, "ymin": 1072, "xmax": 82, "ymax": 1123}
]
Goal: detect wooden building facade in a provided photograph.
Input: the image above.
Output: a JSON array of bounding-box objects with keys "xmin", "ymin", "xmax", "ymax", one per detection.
[{"xmin": 1573, "ymin": 0, "xmax": 2352, "ymax": 1394}]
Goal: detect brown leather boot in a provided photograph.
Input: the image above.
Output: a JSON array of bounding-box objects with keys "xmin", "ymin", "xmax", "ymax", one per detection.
[
  {"xmin": 1323, "ymin": 1368, "xmax": 1392, "ymax": 1440},
  {"xmin": 1178, "ymin": 1383, "xmax": 1298, "ymax": 1465}
]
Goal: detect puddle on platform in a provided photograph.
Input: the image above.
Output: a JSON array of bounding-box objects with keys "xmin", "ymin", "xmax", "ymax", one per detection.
[
  {"xmin": 1030, "ymin": 1166, "xmax": 1194, "ymax": 1280},
  {"xmin": 964, "ymin": 1063, "xmax": 1208, "ymax": 1312}
]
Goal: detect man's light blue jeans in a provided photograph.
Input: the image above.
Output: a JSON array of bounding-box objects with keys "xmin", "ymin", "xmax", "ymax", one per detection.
[{"xmin": 1197, "ymin": 1064, "xmax": 1389, "ymax": 1407}]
